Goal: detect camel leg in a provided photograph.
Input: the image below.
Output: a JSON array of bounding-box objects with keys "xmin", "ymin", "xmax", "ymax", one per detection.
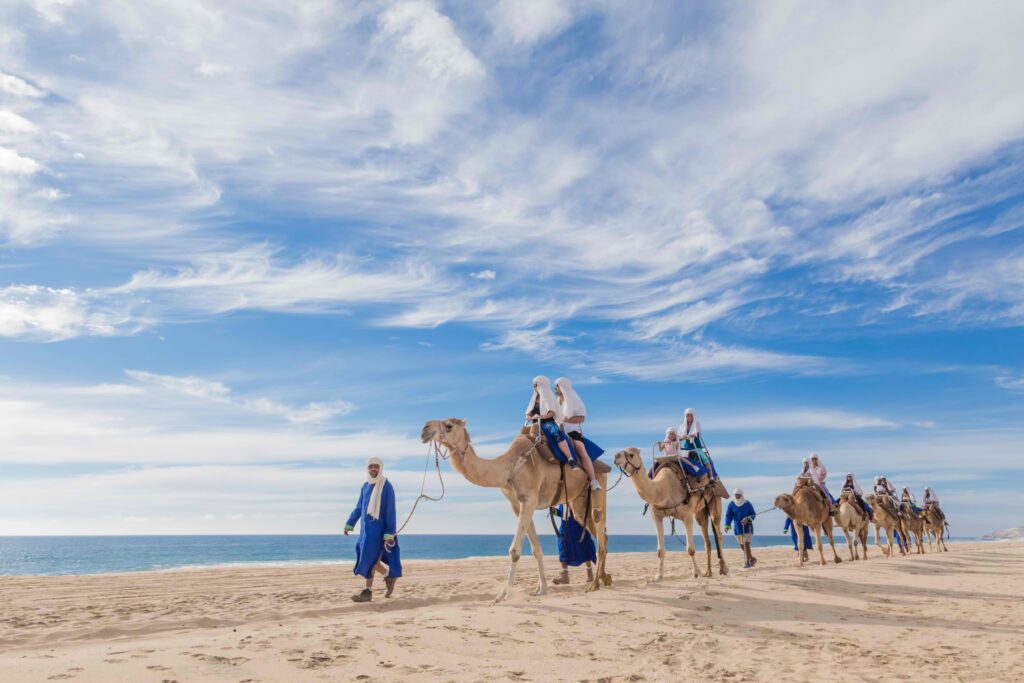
[
  {"xmin": 523, "ymin": 519, "xmax": 547, "ymax": 597},
  {"xmin": 681, "ymin": 512, "xmax": 700, "ymax": 578},
  {"xmin": 710, "ymin": 499, "xmax": 728, "ymax": 576},
  {"xmin": 496, "ymin": 503, "xmax": 534, "ymax": 603},
  {"xmin": 861, "ymin": 527, "xmax": 868, "ymax": 560},
  {"xmin": 874, "ymin": 523, "xmax": 888, "ymax": 558},
  {"xmin": 699, "ymin": 513, "xmax": 713, "ymax": 578},
  {"xmin": 926, "ymin": 528, "xmax": 934, "ymax": 552},
  {"xmin": 841, "ymin": 527, "xmax": 856, "ymax": 561},
  {"xmin": 823, "ymin": 519, "xmax": 842, "ymax": 564},
  {"xmin": 650, "ymin": 512, "xmax": 667, "ymax": 581},
  {"xmin": 585, "ymin": 485, "xmax": 609, "ymax": 592},
  {"xmin": 796, "ymin": 523, "xmax": 806, "ymax": 567},
  {"xmin": 814, "ymin": 525, "xmax": 826, "ymax": 566}
]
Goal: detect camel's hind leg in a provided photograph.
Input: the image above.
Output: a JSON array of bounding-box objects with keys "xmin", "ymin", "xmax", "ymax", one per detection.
[
  {"xmin": 698, "ymin": 510, "xmax": 713, "ymax": 578},
  {"xmin": 709, "ymin": 497, "xmax": 728, "ymax": 576},
  {"xmin": 585, "ymin": 484, "xmax": 609, "ymax": 592},
  {"xmin": 813, "ymin": 525, "xmax": 826, "ymax": 566},
  {"xmin": 523, "ymin": 519, "xmax": 547, "ymax": 597},
  {"xmin": 841, "ymin": 527, "xmax": 856, "ymax": 561}
]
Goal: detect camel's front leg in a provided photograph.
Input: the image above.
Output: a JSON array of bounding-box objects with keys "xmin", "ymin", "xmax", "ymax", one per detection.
[
  {"xmin": 699, "ymin": 515, "xmax": 713, "ymax": 578},
  {"xmin": 523, "ymin": 519, "xmax": 547, "ymax": 597},
  {"xmin": 796, "ymin": 523, "xmax": 806, "ymax": 567},
  {"xmin": 496, "ymin": 502, "xmax": 535, "ymax": 603},
  {"xmin": 841, "ymin": 527, "xmax": 856, "ymax": 561},
  {"xmin": 814, "ymin": 526, "xmax": 826, "ymax": 566},
  {"xmin": 652, "ymin": 512, "xmax": 667, "ymax": 582},
  {"xmin": 874, "ymin": 523, "xmax": 886, "ymax": 558},
  {"xmin": 681, "ymin": 512, "xmax": 700, "ymax": 579}
]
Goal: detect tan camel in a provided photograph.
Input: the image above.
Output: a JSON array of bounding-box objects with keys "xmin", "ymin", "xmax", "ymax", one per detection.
[
  {"xmin": 612, "ymin": 448, "xmax": 728, "ymax": 580},
  {"xmin": 421, "ymin": 418, "xmax": 611, "ymax": 602},
  {"xmin": 899, "ymin": 503, "xmax": 926, "ymax": 554},
  {"xmin": 836, "ymin": 490, "xmax": 870, "ymax": 561},
  {"xmin": 923, "ymin": 504, "xmax": 949, "ymax": 552},
  {"xmin": 866, "ymin": 494, "xmax": 905, "ymax": 558},
  {"xmin": 774, "ymin": 478, "xmax": 842, "ymax": 567}
]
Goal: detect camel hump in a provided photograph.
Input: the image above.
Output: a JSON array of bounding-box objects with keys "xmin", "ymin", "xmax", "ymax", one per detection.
[{"xmin": 593, "ymin": 460, "xmax": 612, "ymax": 474}]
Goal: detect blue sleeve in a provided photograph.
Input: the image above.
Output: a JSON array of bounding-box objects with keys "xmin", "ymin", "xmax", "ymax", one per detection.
[
  {"xmin": 725, "ymin": 502, "xmax": 736, "ymax": 527},
  {"xmin": 783, "ymin": 517, "xmax": 792, "ymax": 532},
  {"xmin": 383, "ymin": 482, "xmax": 398, "ymax": 537},
  {"xmin": 745, "ymin": 502, "xmax": 756, "ymax": 521},
  {"xmin": 346, "ymin": 485, "xmax": 364, "ymax": 529}
]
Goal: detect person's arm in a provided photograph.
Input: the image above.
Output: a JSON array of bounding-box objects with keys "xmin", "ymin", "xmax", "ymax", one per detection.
[
  {"xmin": 344, "ymin": 487, "xmax": 364, "ymax": 533},
  {"xmin": 783, "ymin": 517, "xmax": 792, "ymax": 533},
  {"xmin": 382, "ymin": 482, "xmax": 397, "ymax": 543},
  {"xmin": 540, "ymin": 409, "xmax": 557, "ymax": 420},
  {"xmin": 745, "ymin": 503, "xmax": 756, "ymax": 526},
  {"xmin": 563, "ymin": 414, "xmax": 584, "ymax": 425},
  {"xmin": 725, "ymin": 503, "xmax": 735, "ymax": 531}
]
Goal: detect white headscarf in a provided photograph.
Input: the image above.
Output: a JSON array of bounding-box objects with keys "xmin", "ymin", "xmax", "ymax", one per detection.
[
  {"xmin": 733, "ymin": 488, "xmax": 744, "ymax": 500},
  {"xmin": 901, "ymin": 486, "xmax": 916, "ymax": 504},
  {"xmin": 555, "ymin": 377, "xmax": 586, "ymax": 428},
  {"xmin": 366, "ymin": 457, "xmax": 387, "ymax": 521},
  {"xmin": 924, "ymin": 487, "xmax": 939, "ymax": 505},
  {"xmin": 809, "ymin": 454, "xmax": 827, "ymax": 484},
  {"xmin": 526, "ymin": 375, "xmax": 563, "ymax": 423},
  {"xmin": 680, "ymin": 408, "xmax": 701, "ymax": 438},
  {"xmin": 661, "ymin": 427, "xmax": 679, "ymax": 455},
  {"xmin": 844, "ymin": 472, "xmax": 863, "ymax": 495}
]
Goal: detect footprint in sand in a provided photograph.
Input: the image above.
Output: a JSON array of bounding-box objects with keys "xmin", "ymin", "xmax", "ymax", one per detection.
[{"xmin": 146, "ymin": 665, "xmax": 172, "ymax": 672}]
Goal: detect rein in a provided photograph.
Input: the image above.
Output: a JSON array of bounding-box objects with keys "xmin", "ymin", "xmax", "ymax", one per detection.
[{"xmin": 394, "ymin": 440, "xmax": 448, "ymax": 537}]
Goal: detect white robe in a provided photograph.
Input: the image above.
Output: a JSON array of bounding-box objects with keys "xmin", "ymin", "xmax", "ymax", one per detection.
[
  {"xmin": 526, "ymin": 376, "xmax": 563, "ymax": 423},
  {"xmin": 555, "ymin": 377, "xmax": 586, "ymax": 433}
]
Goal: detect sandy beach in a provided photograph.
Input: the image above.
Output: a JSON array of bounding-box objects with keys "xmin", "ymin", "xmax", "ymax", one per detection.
[{"xmin": 1, "ymin": 541, "xmax": 1021, "ymax": 682}]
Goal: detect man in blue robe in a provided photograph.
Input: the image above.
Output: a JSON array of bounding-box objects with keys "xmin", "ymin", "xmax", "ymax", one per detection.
[
  {"xmin": 344, "ymin": 457, "xmax": 402, "ymax": 602},
  {"xmin": 552, "ymin": 505, "xmax": 596, "ymax": 585},
  {"xmin": 725, "ymin": 488, "xmax": 758, "ymax": 569}
]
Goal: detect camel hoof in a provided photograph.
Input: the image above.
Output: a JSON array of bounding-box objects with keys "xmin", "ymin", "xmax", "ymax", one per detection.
[
  {"xmin": 602, "ymin": 574, "xmax": 612, "ymax": 586},
  {"xmin": 494, "ymin": 590, "xmax": 509, "ymax": 604},
  {"xmin": 719, "ymin": 565, "xmax": 729, "ymax": 576},
  {"xmin": 834, "ymin": 557, "xmax": 842, "ymax": 564},
  {"xmin": 702, "ymin": 571, "xmax": 712, "ymax": 578},
  {"xmin": 652, "ymin": 574, "xmax": 663, "ymax": 583},
  {"xmin": 584, "ymin": 580, "xmax": 600, "ymax": 593},
  {"xmin": 530, "ymin": 587, "xmax": 547, "ymax": 597}
]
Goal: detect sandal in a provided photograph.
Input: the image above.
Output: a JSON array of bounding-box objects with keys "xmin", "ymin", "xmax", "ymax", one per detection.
[{"xmin": 351, "ymin": 588, "xmax": 372, "ymax": 603}]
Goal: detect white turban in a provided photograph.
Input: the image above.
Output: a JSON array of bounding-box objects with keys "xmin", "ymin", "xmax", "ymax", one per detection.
[
  {"xmin": 555, "ymin": 377, "xmax": 585, "ymax": 429},
  {"xmin": 665, "ymin": 427, "xmax": 678, "ymax": 439},
  {"xmin": 526, "ymin": 375, "xmax": 563, "ymax": 423},
  {"xmin": 733, "ymin": 488, "xmax": 744, "ymax": 499},
  {"xmin": 366, "ymin": 457, "xmax": 387, "ymax": 521},
  {"xmin": 680, "ymin": 409, "xmax": 701, "ymax": 438}
]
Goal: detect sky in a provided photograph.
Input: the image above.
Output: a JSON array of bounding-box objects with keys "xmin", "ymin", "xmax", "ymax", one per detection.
[{"xmin": 1, "ymin": 0, "xmax": 1023, "ymax": 538}]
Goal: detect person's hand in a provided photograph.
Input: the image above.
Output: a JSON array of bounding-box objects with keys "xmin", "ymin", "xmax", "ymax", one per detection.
[
  {"xmin": 344, "ymin": 528, "xmax": 351, "ymax": 536},
  {"xmin": 724, "ymin": 525, "xmax": 731, "ymax": 532}
]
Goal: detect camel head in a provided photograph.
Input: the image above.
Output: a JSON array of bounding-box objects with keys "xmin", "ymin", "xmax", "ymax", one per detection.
[
  {"xmin": 865, "ymin": 494, "xmax": 877, "ymax": 505},
  {"xmin": 839, "ymin": 489, "xmax": 857, "ymax": 504},
  {"xmin": 420, "ymin": 418, "xmax": 469, "ymax": 452},
  {"xmin": 613, "ymin": 447, "xmax": 644, "ymax": 475},
  {"xmin": 774, "ymin": 493, "xmax": 795, "ymax": 513}
]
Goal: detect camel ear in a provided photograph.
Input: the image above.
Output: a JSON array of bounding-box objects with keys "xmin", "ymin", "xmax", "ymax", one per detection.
[{"xmin": 455, "ymin": 418, "xmax": 467, "ymax": 426}]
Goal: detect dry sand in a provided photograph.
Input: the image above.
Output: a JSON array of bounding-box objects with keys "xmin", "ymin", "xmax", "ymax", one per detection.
[{"xmin": 1, "ymin": 541, "xmax": 1022, "ymax": 682}]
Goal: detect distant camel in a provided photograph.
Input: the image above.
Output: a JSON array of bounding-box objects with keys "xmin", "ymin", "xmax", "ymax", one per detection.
[
  {"xmin": 923, "ymin": 504, "xmax": 949, "ymax": 552},
  {"xmin": 866, "ymin": 494, "xmax": 905, "ymax": 558},
  {"xmin": 899, "ymin": 503, "xmax": 926, "ymax": 555},
  {"xmin": 836, "ymin": 490, "xmax": 870, "ymax": 561},
  {"xmin": 775, "ymin": 478, "xmax": 842, "ymax": 567}
]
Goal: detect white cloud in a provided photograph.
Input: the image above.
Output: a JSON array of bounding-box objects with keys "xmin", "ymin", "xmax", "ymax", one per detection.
[
  {"xmin": 195, "ymin": 62, "xmax": 231, "ymax": 77},
  {"xmin": 0, "ymin": 146, "xmax": 40, "ymax": 174},
  {"xmin": 591, "ymin": 342, "xmax": 829, "ymax": 382},
  {"xmin": 470, "ymin": 269, "xmax": 496, "ymax": 280},
  {"xmin": 0, "ymin": 71, "xmax": 44, "ymax": 98},
  {"xmin": 0, "ymin": 285, "xmax": 136, "ymax": 340},
  {"xmin": 488, "ymin": 0, "xmax": 574, "ymax": 46},
  {"xmin": 0, "ymin": 111, "xmax": 37, "ymax": 134}
]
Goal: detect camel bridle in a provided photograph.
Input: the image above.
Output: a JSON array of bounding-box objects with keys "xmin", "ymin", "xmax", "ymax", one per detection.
[{"xmin": 618, "ymin": 453, "xmax": 642, "ymax": 478}]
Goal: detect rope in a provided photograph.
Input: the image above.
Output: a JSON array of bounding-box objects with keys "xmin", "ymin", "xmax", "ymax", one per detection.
[{"xmin": 394, "ymin": 441, "xmax": 447, "ymax": 538}]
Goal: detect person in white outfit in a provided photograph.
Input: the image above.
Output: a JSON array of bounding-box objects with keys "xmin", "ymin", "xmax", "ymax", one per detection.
[
  {"xmin": 553, "ymin": 377, "xmax": 601, "ymax": 491},
  {"xmin": 808, "ymin": 454, "xmax": 836, "ymax": 505},
  {"xmin": 660, "ymin": 427, "xmax": 680, "ymax": 457}
]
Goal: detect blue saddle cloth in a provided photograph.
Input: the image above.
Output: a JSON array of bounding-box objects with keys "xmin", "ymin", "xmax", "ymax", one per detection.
[{"xmin": 541, "ymin": 422, "xmax": 605, "ymax": 465}]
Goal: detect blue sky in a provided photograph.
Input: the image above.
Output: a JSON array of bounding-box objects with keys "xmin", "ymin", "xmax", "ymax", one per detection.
[{"xmin": 1, "ymin": 1, "xmax": 1023, "ymax": 537}]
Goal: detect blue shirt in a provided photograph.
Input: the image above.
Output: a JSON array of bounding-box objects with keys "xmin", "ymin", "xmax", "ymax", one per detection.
[{"xmin": 725, "ymin": 500, "xmax": 756, "ymax": 535}]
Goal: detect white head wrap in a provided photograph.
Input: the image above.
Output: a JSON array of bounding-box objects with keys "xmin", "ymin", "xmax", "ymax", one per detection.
[
  {"xmin": 366, "ymin": 457, "xmax": 387, "ymax": 521},
  {"xmin": 527, "ymin": 376, "xmax": 563, "ymax": 423},
  {"xmin": 680, "ymin": 409, "xmax": 701, "ymax": 437},
  {"xmin": 733, "ymin": 488, "xmax": 744, "ymax": 499},
  {"xmin": 554, "ymin": 377, "xmax": 585, "ymax": 428},
  {"xmin": 665, "ymin": 427, "xmax": 677, "ymax": 439}
]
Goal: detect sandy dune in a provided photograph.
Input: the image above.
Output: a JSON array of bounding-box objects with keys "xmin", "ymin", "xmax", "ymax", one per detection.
[{"xmin": 1, "ymin": 541, "xmax": 1021, "ymax": 682}]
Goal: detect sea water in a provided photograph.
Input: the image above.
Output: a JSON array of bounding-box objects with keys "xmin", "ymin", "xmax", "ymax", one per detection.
[{"xmin": 0, "ymin": 534, "xmax": 969, "ymax": 576}]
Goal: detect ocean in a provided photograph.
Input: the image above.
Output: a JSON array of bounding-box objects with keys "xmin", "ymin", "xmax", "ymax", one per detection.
[{"xmin": 0, "ymin": 534, "xmax": 969, "ymax": 576}]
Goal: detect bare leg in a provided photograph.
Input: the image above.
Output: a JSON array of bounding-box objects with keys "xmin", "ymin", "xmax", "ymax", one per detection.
[
  {"xmin": 573, "ymin": 441, "xmax": 597, "ymax": 482},
  {"xmin": 556, "ymin": 439, "xmax": 576, "ymax": 463}
]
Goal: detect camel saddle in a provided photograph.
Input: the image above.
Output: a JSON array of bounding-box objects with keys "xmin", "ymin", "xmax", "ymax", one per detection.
[
  {"xmin": 651, "ymin": 456, "xmax": 728, "ymax": 500},
  {"xmin": 794, "ymin": 477, "xmax": 830, "ymax": 508},
  {"xmin": 520, "ymin": 425, "xmax": 611, "ymax": 474}
]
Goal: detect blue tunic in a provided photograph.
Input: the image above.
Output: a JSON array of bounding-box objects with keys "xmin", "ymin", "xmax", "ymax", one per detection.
[
  {"xmin": 345, "ymin": 480, "xmax": 402, "ymax": 579},
  {"xmin": 725, "ymin": 500, "xmax": 756, "ymax": 535},
  {"xmin": 784, "ymin": 517, "xmax": 814, "ymax": 550},
  {"xmin": 555, "ymin": 505, "xmax": 596, "ymax": 566}
]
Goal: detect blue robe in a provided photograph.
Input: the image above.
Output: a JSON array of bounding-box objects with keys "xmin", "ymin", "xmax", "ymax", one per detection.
[
  {"xmin": 556, "ymin": 506, "xmax": 596, "ymax": 566},
  {"xmin": 784, "ymin": 517, "xmax": 814, "ymax": 550},
  {"xmin": 725, "ymin": 500, "xmax": 756, "ymax": 536},
  {"xmin": 345, "ymin": 480, "xmax": 402, "ymax": 579},
  {"xmin": 542, "ymin": 420, "xmax": 605, "ymax": 465}
]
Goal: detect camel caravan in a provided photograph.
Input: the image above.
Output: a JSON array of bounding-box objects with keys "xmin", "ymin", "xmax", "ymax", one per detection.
[{"xmin": 416, "ymin": 375, "xmax": 951, "ymax": 602}]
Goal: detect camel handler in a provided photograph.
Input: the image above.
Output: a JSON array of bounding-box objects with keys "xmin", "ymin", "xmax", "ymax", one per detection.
[
  {"xmin": 784, "ymin": 516, "xmax": 813, "ymax": 558},
  {"xmin": 344, "ymin": 457, "xmax": 402, "ymax": 602},
  {"xmin": 551, "ymin": 504, "xmax": 596, "ymax": 585},
  {"xmin": 725, "ymin": 488, "xmax": 757, "ymax": 569},
  {"xmin": 679, "ymin": 408, "xmax": 728, "ymax": 498}
]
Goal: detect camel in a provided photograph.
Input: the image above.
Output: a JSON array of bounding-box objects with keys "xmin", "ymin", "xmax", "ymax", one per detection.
[
  {"xmin": 774, "ymin": 478, "xmax": 843, "ymax": 567},
  {"xmin": 899, "ymin": 503, "xmax": 926, "ymax": 554},
  {"xmin": 866, "ymin": 493, "xmax": 906, "ymax": 558},
  {"xmin": 612, "ymin": 448, "xmax": 728, "ymax": 580},
  {"xmin": 923, "ymin": 504, "xmax": 949, "ymax": 552},
  {"xmin": 421, "ymin": 418, "xmax": 611, "ymax": 602},
  {"xmin": 836, "ymin": 490, "xmax": 870, "ymax": 561}
]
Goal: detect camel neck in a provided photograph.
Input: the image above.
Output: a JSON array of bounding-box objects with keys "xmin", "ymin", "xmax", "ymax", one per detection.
[
  {"xmin": 450, "ymin": 440, "xmax": 515, "ymax": 488},
  {"xmin": 629, "ymin": 461, "xmax": 677, "ymax": 508}
]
